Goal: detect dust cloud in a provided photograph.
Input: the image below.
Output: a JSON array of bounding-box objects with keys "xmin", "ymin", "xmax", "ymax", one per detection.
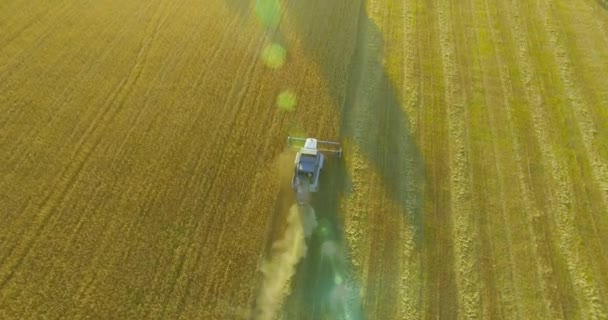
[
  {"xmin": 253, "ymin": 150, "xmax": 318, "ymax": 320},
  {"xmin": 253, "ymin": 205, "xmax": 307, "ymax": 320}
]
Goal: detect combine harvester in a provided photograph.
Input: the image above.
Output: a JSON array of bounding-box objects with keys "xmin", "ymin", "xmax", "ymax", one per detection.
[{"xmin": 287, "ymin": 137, "xmax": 342, "ymax": 205}]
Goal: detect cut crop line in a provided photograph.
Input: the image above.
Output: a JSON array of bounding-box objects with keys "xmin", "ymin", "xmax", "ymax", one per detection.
[
  {"xmin": 582, "ymin": 0, "xmax": 608, "ymax": 48},
  {"xmin": 397, "ymin": 0, "xmax": 423, "ymax": 317},
  {"xmin": 489, "ymin": 0, "xmax": 558, "ymax": 317},
  {"xmin": 539, "ymin": 1, "xmax": 608, "ymax": 315},
  {"xmin": 400, "ymin": 0, "xmax": 419, "ymax": 135},
  {"xmin": 542, "ymin": 1, "xmax": 608, "ymax": 214},
  {"xmin": 549, "ymin": 0, "xmax": 608, "ymax": 284},
  {"xmin": 471, "ymin": 0, "xmax": 522, "ymax": 316},
  {"xmin": 508, "ymin": 3, "xmax": 582, "ymax": 318},
  {"xmin": 575, "ymin": 0, "xmax": 608, "ymax": 83},
  {"xmin": 437, "ymin": 1, "xmax": 480, "ymax": 318},
  {"xmin": 366, "ymin": 2, "xmax": 404, "ymax": 311},
  {"xmin": 540, "ymin": 0, "xmax": 608, "ymax": 257},
  {"xmin": 414, "ymin": 0, "xmax": 457, "ymax": 317},
  {"xmin": 512, "ymin": 1, "xmax": 606, "ymax": 317}
]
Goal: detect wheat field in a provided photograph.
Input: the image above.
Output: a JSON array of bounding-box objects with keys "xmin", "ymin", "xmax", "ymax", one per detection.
[{"xmin": 1, "ymin": 0, "xmax": 607, "ymax": 319}]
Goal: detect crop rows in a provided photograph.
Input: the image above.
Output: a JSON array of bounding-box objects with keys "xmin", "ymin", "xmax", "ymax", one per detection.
[{"xmin": 1, "ymin": 0, "xmax": 607, "ymax": 319}]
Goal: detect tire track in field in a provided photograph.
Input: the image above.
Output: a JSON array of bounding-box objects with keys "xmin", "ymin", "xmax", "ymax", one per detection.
[
  {"xmin": 152, "ymin": 17, "xmax": 267, "ymax": 316},
  {"xmin": 466, "ymin": 0, "xmax": 517, "ymax": 316},
  {"xmin": 108, "ymin": 13, "xmax": 199, "ymax": 165},
  {"xmin": 399, "ymin": 0, "xmax": 419, "ymax": 134},
  {"xmin": 349, "ymin": 1, "xmax": 419, "ymax": 318},
  {"xmin": 504, "ymin": 1, "xmax": 581, "ymax": 317},
  {"xmin": 0, "ymin": 0, "xmax": 70, "ymax": 52},
  {"xmin": 0, "ymin": 0, "xmax": 158, "ymax": 171},
  {"xmin": 69, "ymin": 5, "xmax": 251, "ymax": 314},
  {"xmin": 0, "ymin": 1, "xmax": 161, "ymax": 274},
  {"xmin": 356, "ymin": 3, "xmax": 404, "ymax": 317},
  {"xmin": 285, "ymin": 0, "xmax": 426, "ymax": 245},
  {"xmin": 564, "ymin": 0, "xmax": 608, "ymax": 111},
  {"xmin": 0, "ymin": 0, "xmax": 158, "ymax": 253},
  {"xmin": 4, "ymin": 1, "xmax": 271, "ymax": 317},
  {"xmin": 39, "ymin": 2, "xmax": 202, "ymax": 312},
  {"xmin": 1, "ymin": 5, "xmax": 169, "ymax": 302},
  {"xmin": 0, "ymin": 0, "xmax": 173, "ymax": 293},
  {"xmin": 475, "ymin": 0, "xmax": 559, "ymax": 316},
  {"xmin": 435, "ymin": 1, "xmax": 481, "ymax": 318},
  {"xmin": 548, "ymin": 1, "xmax": 608, "ymax": 229},
  {"xmin": 0, "ymin": 0, "xmax": 28, "ymax": 16},
  {"xmin": 0, "ymin": 0, "xmax": 155, "ymax": 168},
  {"xmin": 395, "ymin": 0, "xmax": 424, "ymax": 317},
  {"xmin": 280, "ymin": 1, "xmax": 416, "ymax": 314},
  {"xmin": 537, "ymin": 1, "xmax": 608, "ymax": 315},
  {"xmin": 595, "ymin": 0, "xmax": 608, "ymax": 10},
  {"xmin": 363, "ymin": 7, "xmax": 405, "ymax": 315},
  {"xmin": 512, "ymin": 1, "xmax": 605, "ymax": 318},
  {"xmin": 160, "ymin": 46, "xmax": 265, "ymax": 320},
  {"xmin": 0, "ymin": 0, "xmax": 78, "ymax": 131},
  {"xmin": 540, "ymin": 0, "xmax": 608, "ymax": 216},
  {"xmin": 471, "ymin": 0, "xmax": 555, "ymax": 316},
  {"xmin": 191, "ymin": 46, "xmax": 268, "ymax": 316},
  {"xmin": 0, "ymin": 0, "xmax": 76, "ymax": 85},
  {"xmin": 488, "ymin": 0, "xmax": 564, "ymax": 317},
  {"xmin": 592, "ymin": 2, "xmax": 608, "ymax": 47}
]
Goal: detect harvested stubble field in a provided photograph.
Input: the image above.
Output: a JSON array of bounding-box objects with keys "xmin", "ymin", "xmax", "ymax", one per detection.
[{"xmin": 1, "ymin": 0, "xmax": 608, "ymax": 319}]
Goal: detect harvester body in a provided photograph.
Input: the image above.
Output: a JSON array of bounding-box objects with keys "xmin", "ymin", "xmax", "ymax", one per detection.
[{"xmin": 287, "ymin": 137, "xmax": 342, "ymax": 201}]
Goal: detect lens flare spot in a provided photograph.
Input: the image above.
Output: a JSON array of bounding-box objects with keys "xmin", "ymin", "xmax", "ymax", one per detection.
[
  {"xmin": 262, "ymin": 43, "xmax": 286, "ymax": 69},
  {"xmin": 277, "ymin": 90, "xmax": 297, "ymax": 111},
  {"xmin": 254, "ymin": 0, "xmax": 281, "ymax": 29}
]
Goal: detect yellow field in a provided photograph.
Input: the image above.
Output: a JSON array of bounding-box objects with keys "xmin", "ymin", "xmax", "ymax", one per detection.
[{"xmin": 1, "ymin": 0, "xmax": 607, "ymax": 319}]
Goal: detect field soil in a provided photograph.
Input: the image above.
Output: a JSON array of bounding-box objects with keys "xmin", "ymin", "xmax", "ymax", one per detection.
[{"xmin": 1, "ymin": 0, "xmax": 608, "ymax": 319}]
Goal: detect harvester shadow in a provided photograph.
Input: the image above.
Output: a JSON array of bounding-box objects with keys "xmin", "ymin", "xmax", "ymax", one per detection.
[
  {"xmin": 283, "ymin": 0, "xmax": 425, "ymax": 246},
  {"xmin": 226, "ymin": 0, "xmax": 427, "ymax": 316},
  {"xmin": 283, "ymin": 156, "xmax": 363, "ymax": 320},
  {"xmin": 268, "ymin": 0, "xmax": 426, "ymax": 317},
  {"xmin": 225, "ymin": 0, "xmax": 425, "ymax": 247}
]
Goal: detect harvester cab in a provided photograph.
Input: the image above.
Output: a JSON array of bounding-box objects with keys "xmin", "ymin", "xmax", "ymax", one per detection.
[{"xmin": 287, "ymin": 137, "xmax": 342, "ymax": 195}]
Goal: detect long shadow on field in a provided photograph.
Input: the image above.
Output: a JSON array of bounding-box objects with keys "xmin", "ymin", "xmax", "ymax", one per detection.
[
  {"xmin": 226, "ymin": 0, "xmax": 426, "ymax": 317},
  {"xmin": 227, "ymin": 0, "xmax": 425, "ymax": 246},
  {"xmin": 283, "ymin": 0, "xmax": 426, "ymax": 243}
]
